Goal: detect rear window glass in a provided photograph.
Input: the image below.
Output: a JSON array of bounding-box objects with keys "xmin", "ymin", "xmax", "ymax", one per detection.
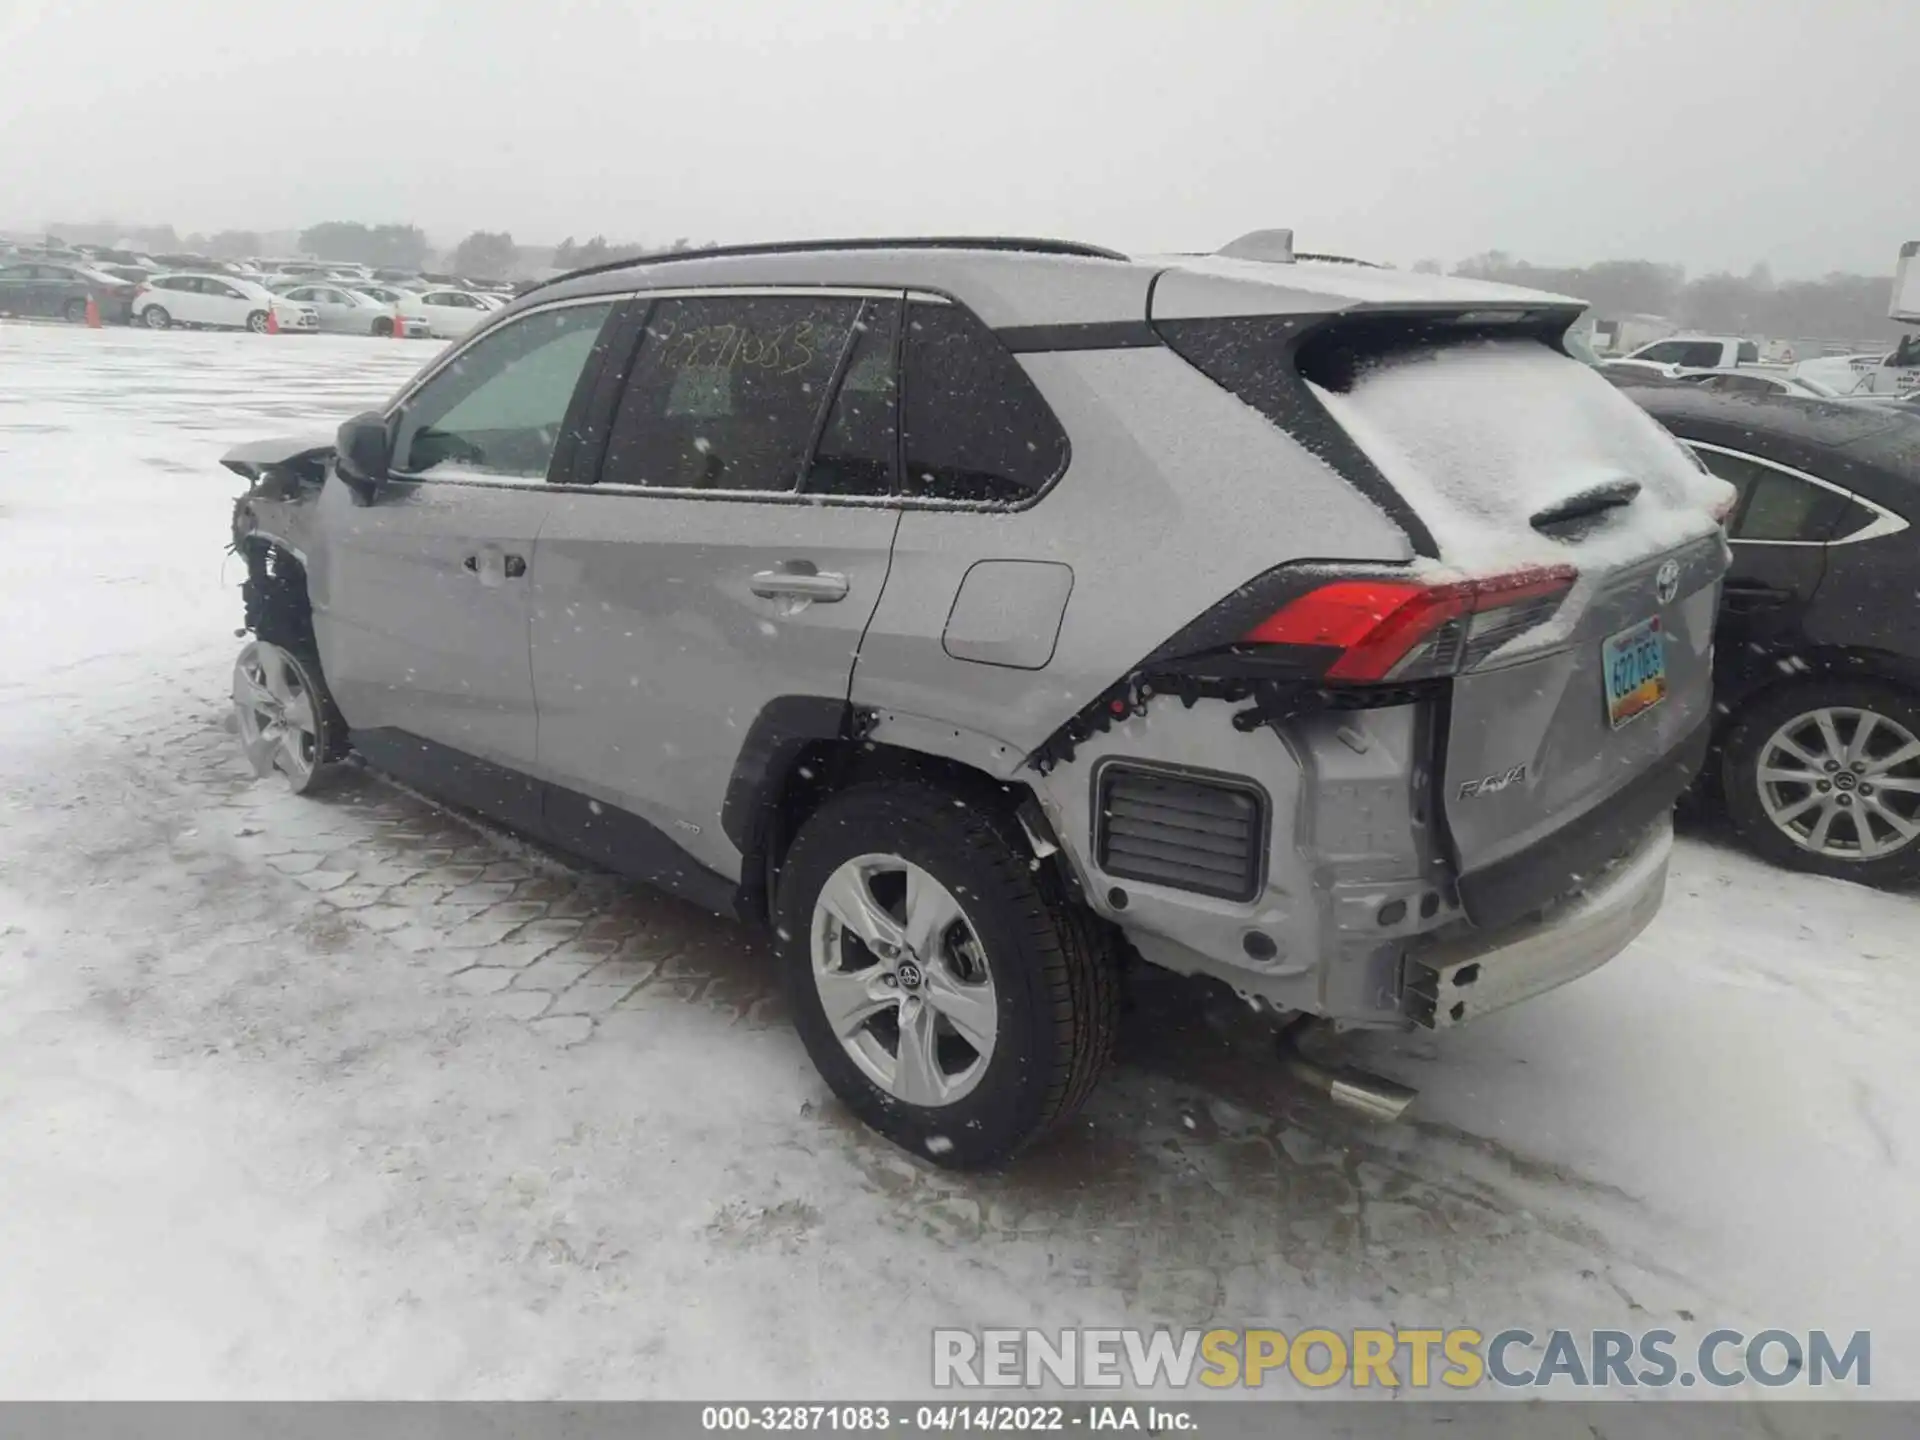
[
  {"xmin": 901, "ymin": 301, "xmax": 1067, "ymax": 505},
  {"xmin": 1307, "ymin": 338, "xmax": 1711, "ymax": 566}
]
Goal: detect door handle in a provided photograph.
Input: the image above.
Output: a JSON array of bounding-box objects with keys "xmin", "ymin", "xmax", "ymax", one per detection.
[
  {"xmin": 1722, "ymin": 578, "xmax": 1789, "ymax": 609},
  {"xmin": 750, "ymin": 568, "xmax": 849, "ymax": 602},
  {"xmin": 463, "ymin": 552, "xmax": 528, "ymax": 581}
]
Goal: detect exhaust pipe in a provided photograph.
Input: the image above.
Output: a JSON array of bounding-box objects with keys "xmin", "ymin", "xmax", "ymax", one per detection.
[{"xmin": 1276, "ymin": 1019, "xmax": 1418, "ymax": 1123}]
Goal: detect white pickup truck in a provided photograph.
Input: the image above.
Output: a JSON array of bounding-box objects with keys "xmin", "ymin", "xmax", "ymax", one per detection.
[
  {"xmin": 1620, "ymin": 334, "xmax": 1761, "ymax": 370},
  {"xmin": 1788, "ymin": 243, "xmax": 1920, "ymax": 396}
]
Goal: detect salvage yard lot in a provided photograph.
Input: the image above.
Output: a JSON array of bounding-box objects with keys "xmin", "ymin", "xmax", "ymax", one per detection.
[{"xmin": 3, "ymin": 322, "xmax": 1919, "ymax": 1398}]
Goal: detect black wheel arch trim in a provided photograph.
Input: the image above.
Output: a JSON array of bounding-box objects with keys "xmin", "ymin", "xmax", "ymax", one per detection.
[{"xmin": 719, "ymin": 695, "xmax": 858, "ymax": 856}]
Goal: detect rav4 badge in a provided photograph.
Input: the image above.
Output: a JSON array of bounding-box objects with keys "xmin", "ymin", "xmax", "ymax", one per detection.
[{"xmin": 1457, "ymin": 764, "xmax": 1529, "ymax": 800}]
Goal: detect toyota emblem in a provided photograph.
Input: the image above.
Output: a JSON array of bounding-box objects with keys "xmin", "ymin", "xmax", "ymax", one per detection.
[{"xmin": 1655, "ymin": 559, "xmax": 1681, "ymax": 606}]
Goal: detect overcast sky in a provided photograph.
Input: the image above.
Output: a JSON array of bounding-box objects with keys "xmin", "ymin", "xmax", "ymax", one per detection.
[{"xmin": 2, "ymin": 0, "xmax": 1913, "ymax": 277}]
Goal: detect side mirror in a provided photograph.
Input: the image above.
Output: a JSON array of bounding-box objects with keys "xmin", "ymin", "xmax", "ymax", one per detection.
[{"xmin": 335, "ymin": 410, "xmax": 392, "ymax": 502}]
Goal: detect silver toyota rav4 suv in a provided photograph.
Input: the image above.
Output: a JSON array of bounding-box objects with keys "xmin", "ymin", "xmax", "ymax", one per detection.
[{"xmin": 223, "ymin": 232, "xmax": 1732, "ymax": 1167}]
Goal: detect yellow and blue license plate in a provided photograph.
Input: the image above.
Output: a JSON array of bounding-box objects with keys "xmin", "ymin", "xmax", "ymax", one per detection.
[{"xmin": 1603, "ymin": 615, "xmax": 1667, "ymax": 728}]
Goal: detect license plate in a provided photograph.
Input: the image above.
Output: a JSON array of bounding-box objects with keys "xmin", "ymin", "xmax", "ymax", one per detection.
[{"xmin": 1603, "ymin": 616, "xmax": 1667, "ymax": 728}]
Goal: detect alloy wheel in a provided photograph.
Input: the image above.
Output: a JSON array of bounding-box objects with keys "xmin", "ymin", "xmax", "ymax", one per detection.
[
  {"xmin": 809, "ymin": 855, "xmax": 998, "ymax": 1107},
  {"xmin": 1755, "ymin": 706, "xmax": 1920, "ymax": 860},
  {"xmin": 232, "ymin": 642, "xmax": 321, "ymax": 790}
]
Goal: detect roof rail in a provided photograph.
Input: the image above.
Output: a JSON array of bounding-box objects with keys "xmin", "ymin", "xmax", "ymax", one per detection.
[
  {"xmin": 1295, "ymin": 252, "xmax": 1384, "ymax": 268},
  {"xmin": 522, "ymin": 235, "xmax": 1130, "ymax": 297}
]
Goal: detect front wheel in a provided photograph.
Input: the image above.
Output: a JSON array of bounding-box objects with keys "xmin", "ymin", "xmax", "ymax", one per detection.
[
  {"xmin": 232, "ymin": 641, "xmax": 342, "ymax": 795},
  {"xmin": 246, "ymin": 309, "xmax": 270, "ymax": 333},
  {"xmin": 1721, "ymin": 679, "xmax": 1920, "ymax": 887},
  {"xmin": 64, "ymin": 297, "xmax": 89, "ymax": 324},
  {"xmin": 775, "ymin": 784, "xmax": 1117, "ymax": 1169},
  {"xmin": 142, "ymin": 305, "xmax": 171, "ymax": 330}
]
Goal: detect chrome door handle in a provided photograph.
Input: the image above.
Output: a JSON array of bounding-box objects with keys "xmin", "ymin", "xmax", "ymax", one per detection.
[{"xmin": 750, "ymin": 569, "xmax": 849, "ymax": 602}]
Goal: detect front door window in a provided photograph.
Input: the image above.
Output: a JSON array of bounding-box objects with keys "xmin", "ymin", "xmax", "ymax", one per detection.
[{"xmin": 393, "ymin": 302, "xmax": 616, "ymax": 479}]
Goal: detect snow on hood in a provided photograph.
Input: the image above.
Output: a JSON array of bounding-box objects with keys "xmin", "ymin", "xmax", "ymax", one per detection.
[{"xmin": 1310, "ymin": 338, "xmax": 1730, "ymax": 573}]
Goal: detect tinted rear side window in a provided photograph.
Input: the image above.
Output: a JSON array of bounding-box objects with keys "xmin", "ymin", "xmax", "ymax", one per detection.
[
  {"xmin": 1690, "ymin": 447, "xmax": 1858, "ymax": 541},
  {"xmin": 804, "ymin": 298, "xmax": 900, "ymax": 498},
  {"xmin": 901, "ymin": 301, "xmax": 1067, "ymax": 505},
  {"xmin": 601, "ymin": 294, "xmax": 860, "ymax": 493}
]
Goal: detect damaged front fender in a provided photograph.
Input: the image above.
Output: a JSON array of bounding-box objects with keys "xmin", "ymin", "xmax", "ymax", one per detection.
[{"xmin": 225, "ymin": 433, "xmax": 333, "ymax": 559}]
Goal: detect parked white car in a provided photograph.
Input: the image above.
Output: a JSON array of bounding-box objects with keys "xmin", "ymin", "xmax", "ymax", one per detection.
[
  {"xmin": 133, "ymin": 274, "xmax": 317, "ymax": 333},
  {"xmin": 347, "ymin": 285, "xmax": 436, "ymax": 338},
  {"xmin": 273, "ymin": 282, "xmax": 432, "ymax": 338},
  {"xmin": 412, "ymin": 288, "xmax": 495, "ymax": 338}
]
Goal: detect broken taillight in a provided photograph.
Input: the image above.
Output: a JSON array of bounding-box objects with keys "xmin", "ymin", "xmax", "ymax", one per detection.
[{"xmin": 1243, "ymin": 565, "xmax": 1577, "ymax": 682}]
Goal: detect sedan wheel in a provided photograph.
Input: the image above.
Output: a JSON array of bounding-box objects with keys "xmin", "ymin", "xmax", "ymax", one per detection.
[
  {"xmin": 1724, "ymin": 681, "xmax": 1920, "ymax": 885},
  {"xmin": 142, "ymin": 305, "xmax": 171, "ymax": 330},
  {"xmin": 232, "ymin": 641, "xmax": 334, "ymax": 794},
  {"xmin": 1756, "ymin": 707, "xmax": 1920, "ymax": 859},
  {"xmin": 64, "ymin": 298, "xmax": 89, "ymax": 324},
  {"xmin": 246, "ymin": 310, "xmax": 270, "ymax": 333}
]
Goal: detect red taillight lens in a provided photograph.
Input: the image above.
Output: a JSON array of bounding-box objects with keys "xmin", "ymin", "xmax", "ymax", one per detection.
[{"xmin": 1244, "ymin": 565, "xmax": 1577, "ymax": 682}]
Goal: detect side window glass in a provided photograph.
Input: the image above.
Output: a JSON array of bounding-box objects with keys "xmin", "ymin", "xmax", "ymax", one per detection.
[
  {"xmin": 1826, "ymin": 497, "xmax": 1881, "ymax": 541},
  {"xmin": 1636, "ymin": 343, "xmax": 1678, "ymax": 364},
  {"xmin": 1739, "ymin": 472, "xmax": 1834, "ymax": 541},
  {"xmin": 393, "ymin": 302, "xmax": 615, "ymax": 479},
  {"xmin": 804, "ymin": 298, "xmax": 900, "ymax": 498},
  {"xmin": 1679, "ymin": 342, "xmax": 1722, "ymax": 368},
  {"xmin": 901, "ymin": 301, "xmax": 1068, "ymax": 505},
  {"xmin": 1737, "ymin": 341, "xmax": 1759, "ymax": 364},
  {"xmin": 1695, "ymin": 448, "xmax": 1850, "ymax": 542},
  {"xmin": 600, "ymin": 294, "xmax": 859, "ymax": 492}
]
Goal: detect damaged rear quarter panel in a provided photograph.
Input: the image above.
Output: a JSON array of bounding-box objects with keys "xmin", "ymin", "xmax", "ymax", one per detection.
[{"xmin": 1029, "ymin": 693, "xmax": 1453, "ymax": 1026}]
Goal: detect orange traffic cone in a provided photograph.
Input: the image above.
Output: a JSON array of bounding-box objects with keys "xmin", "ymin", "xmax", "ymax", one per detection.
[
  {"xmin": 84, "ymin": 294, "xmax": 102, "ymax": 328},
  {"xmin": 265, "ymin": 305, "xmax": 280, "ymax": 335},
  {"xmin": 393, "ymin": 303, "xmax": 404, "ymax": 339}
]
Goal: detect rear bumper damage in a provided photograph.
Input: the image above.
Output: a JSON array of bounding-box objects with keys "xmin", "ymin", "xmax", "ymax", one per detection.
[
  {"xmin": 1033, "ymin": 687, "xmax": 1689, "ymax": 1033},
  {"xmin": 1405, "ymin": 818, "xmax": 1671, "ymax": 1029}
]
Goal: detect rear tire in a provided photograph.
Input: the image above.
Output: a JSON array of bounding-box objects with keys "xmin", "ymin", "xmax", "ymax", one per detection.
[
  {"xmin": 775, "ymin": 784, "xmax": 1118, "ymax": 1169},
  {"xmin": 142, "ymin": 305, "xmax": 171, "ymax": 330},
  {"xmin": 1721, "ymin": 679, "xmax": 1920, "ymax": 887}
]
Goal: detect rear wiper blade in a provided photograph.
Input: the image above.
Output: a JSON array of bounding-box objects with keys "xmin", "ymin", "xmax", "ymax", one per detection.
[{"xmin": 1530, "ymin": 480, "xmax": 1642, "ymax": 534}]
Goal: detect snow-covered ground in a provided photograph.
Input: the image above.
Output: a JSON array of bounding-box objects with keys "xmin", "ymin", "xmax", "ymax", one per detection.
[{"xmin": 3, "ymin": 323, "xmax": 1917, "ymax": 1400}]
